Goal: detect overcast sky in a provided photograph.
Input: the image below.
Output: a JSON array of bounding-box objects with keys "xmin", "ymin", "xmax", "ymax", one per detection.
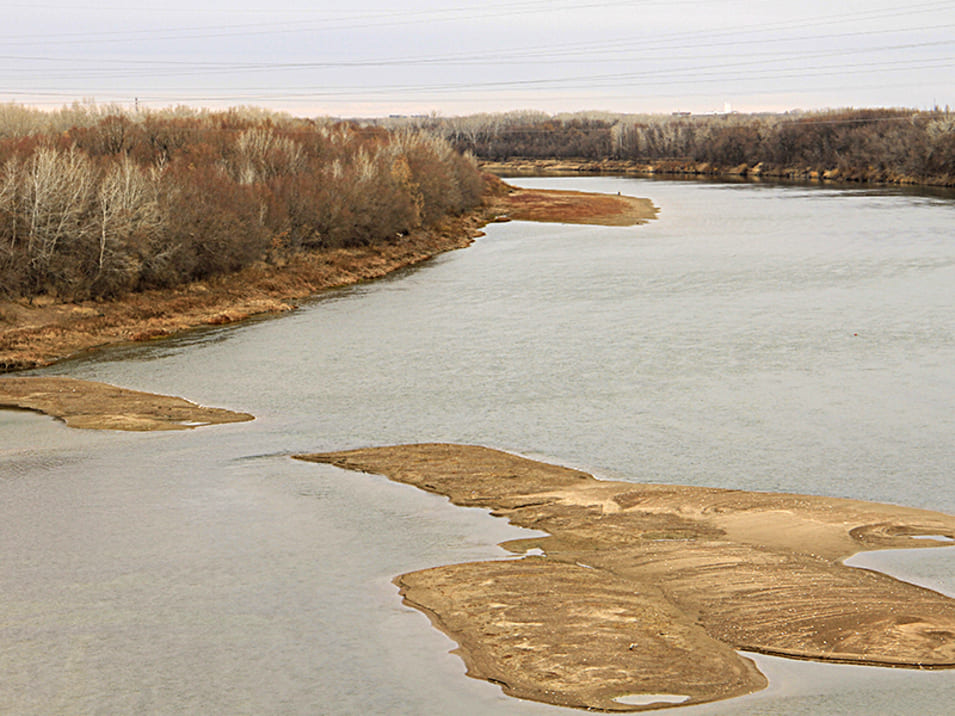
[{"xmin": 4, "ymin": 0, "xmax": 953, "ymax": 117}]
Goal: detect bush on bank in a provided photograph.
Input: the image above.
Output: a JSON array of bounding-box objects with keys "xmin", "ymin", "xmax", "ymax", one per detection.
[{"xmin": 0, "ymin": 105, "xmax": 483, "ymax": 301}]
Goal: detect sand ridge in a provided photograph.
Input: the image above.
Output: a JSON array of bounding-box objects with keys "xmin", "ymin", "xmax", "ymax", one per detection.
[{"xmin": 489, "ymin": 186, "xmax": 658, "ymax": 226}]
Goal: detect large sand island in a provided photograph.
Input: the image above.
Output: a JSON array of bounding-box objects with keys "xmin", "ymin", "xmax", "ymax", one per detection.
[{"xmin": 296, "ymin": 443, "xmax": 955, "ymax": 712}]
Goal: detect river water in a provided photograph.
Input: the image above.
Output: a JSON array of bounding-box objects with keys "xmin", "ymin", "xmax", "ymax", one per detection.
[{"xmin": 2, "ymin": 176, "xmax": 954, "ymax": 714}]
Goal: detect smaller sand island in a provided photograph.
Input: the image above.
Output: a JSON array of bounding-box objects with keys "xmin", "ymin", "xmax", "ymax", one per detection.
[
  {"xmin": 0, "ymin": 376, "xmax": 253, "ymax": 430},
  {"xmin": 488, "ymin": 183, "xmax": 658, "ymax": 226},
  {"xmin": 296, "ymin": 443, "xmax": 955, "ymax": 712}
]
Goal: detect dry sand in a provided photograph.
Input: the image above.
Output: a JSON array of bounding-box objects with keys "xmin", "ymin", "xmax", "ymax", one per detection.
[
  {"xmin": 297, "ymin": 443, "xmax": 955, "ymax": 712},
  {"xmin": 0, "ymin": 375, "xmax": 253, "ymax": 430},
  {"xmin": 487, "ymin": 184, "xmax": 658, "ymax": 226}
]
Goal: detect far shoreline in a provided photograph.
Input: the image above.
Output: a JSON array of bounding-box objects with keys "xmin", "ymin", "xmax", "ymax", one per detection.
[{"xmin": 482, "ymin": 157, "xmax": 955, "ymax": 189}]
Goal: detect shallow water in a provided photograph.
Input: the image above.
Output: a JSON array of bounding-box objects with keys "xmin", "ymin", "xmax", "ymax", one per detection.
[{"xmin": 2, "ymin": 176, "xmax": 954, "ymax": 714}]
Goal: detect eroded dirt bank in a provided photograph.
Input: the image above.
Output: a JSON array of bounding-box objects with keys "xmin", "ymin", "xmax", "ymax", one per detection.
[
  {"xmin": 0, "ymin": 376, "xmax": 253, "ymax": 430},
  {"xmin": 1, "ymin": 181, "xmax": 654, "ymax": 373},
  {"xmin": 296, "ymin": 443, "xmax": 955, "ymax": 712}
]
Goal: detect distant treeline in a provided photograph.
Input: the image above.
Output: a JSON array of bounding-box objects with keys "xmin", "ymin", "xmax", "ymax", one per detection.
[
  {"xmin": 0, "ymin": 104, "xmax": 482, "ymax": 300},
  {"xmin": 380, "ymin": 108, "xmax": 955, "ymax": 184}
]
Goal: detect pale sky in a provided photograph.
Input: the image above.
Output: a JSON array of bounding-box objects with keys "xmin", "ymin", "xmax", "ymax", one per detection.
[{"xmin": 4, "ymin": 0, "xmax": 954, "ymax": 117}]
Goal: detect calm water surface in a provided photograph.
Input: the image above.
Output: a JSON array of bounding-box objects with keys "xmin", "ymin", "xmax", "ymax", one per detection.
[{"xmin": 2, "ymin": 177, "xmax": 953, "ymax": 714}]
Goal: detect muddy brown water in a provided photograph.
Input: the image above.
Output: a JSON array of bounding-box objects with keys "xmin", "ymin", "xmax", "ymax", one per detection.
[{"xmin": 2, "ymin": 177, "xmax": 954, "ymax": 714}]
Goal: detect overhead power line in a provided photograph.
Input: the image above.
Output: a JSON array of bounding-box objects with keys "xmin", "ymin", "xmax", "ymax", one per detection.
[{"xmin": 3, "ymin": 1, "xmax": 953, "ymax": 113}]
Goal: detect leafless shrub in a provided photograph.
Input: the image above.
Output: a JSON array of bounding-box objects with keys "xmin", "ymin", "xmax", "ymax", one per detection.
[{"xmin": 0, "ymin": 104, "xmax": 485, "ymax": 300}]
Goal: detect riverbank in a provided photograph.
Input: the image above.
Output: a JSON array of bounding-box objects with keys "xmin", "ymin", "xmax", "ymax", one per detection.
[
  {"xmin": 482, "ymin": 158, "xmax": 955, "ymax": 187},
  {"xmin": 0, "ymin": 180, "xmax": 656, "ymax": 372},
  {"xmin": 0, "ymin": 219, "xmax": 480, "ymax": 372}
]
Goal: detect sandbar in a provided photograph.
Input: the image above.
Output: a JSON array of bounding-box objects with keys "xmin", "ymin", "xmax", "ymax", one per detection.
[
  {"xmin": 487, "ymin": 181, "xmax": 658, "ymax": 226},
  {"xmin": 0, "ymin": 376, "xmax": 253, "ymax": 430},
  {"xmin": 296, "ymin": 443, "xmax": 955, "ymax": 712}
]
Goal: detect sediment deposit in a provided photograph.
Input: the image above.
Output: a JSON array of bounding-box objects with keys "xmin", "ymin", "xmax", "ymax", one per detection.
[
  {"xmin": 0, "ymin": 376, "xmax": 253, "ymax": 430},
  {"xmin": 297, "ymin": 443, "xmax": 955, "ymax": 711}
]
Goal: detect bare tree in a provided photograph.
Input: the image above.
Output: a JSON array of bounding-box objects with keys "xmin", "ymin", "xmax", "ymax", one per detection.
[
  {"xmin": 23, "ymin": 146, "xmax": 97, "ymax": 281},
  {"xmin": 94, "ymin": 155, "xmax": 162, "ymax": 294},
  {"xmin": 230, "ymin": 128, "xmax": 305, "ymax": 184}
]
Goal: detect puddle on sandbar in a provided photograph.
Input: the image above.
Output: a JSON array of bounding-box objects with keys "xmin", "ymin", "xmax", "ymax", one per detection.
[
  {"xmin": 909, "ymin": 534, "xmax": 955, "ymax": 543},
  {"xmin": 614, "ymin": 693, "xmax": 690, "ymax": 706},
  {"xmin": 844, "ymin": 542, "xmax": 955, "ymax": 598}
]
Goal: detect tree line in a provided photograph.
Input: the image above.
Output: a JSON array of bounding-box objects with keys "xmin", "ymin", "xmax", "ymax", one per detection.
[
  {"xmin": 0, "ymin": 105, "xmax": 483, "ymax": 301},
  {"xmin": 382, "ymin": 108, "xmax": 955, "ymax": 184}
]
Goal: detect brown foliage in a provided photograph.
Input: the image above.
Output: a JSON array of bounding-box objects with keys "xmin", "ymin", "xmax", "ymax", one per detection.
[
  {"xmin": 426, "ymin": 108, "xmax": 955, "ymax": 183},
  {"xmin": 0, "ymin": 107, "xmax": 484, "ymax": 301}
]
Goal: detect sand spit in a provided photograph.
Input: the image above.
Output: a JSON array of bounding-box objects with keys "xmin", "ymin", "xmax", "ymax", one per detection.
[
  {"xmin": 488, "ymin": 184, "xmax": 658, "ymax": 226},
  {"xmin": 0, "ymin": 376, "xmax": 253, "ymax": 430},
  {"xmin": 296, "ymin": 443, "xmax": 955, "ymax": 712}
]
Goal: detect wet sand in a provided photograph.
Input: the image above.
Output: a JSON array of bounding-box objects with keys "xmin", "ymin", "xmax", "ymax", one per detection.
[
  {"xmin": 297, "ymin": 443, "xmax": 955, "ymax": 712},
  {"xmin": 0, "ymin": 376, "xmax": 253, "ymax": 430}
]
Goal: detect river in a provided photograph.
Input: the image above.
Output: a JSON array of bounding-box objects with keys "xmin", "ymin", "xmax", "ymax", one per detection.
[{"xmin": 2, "ymin": 176, "xmax": 954, "ymax": 714}]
